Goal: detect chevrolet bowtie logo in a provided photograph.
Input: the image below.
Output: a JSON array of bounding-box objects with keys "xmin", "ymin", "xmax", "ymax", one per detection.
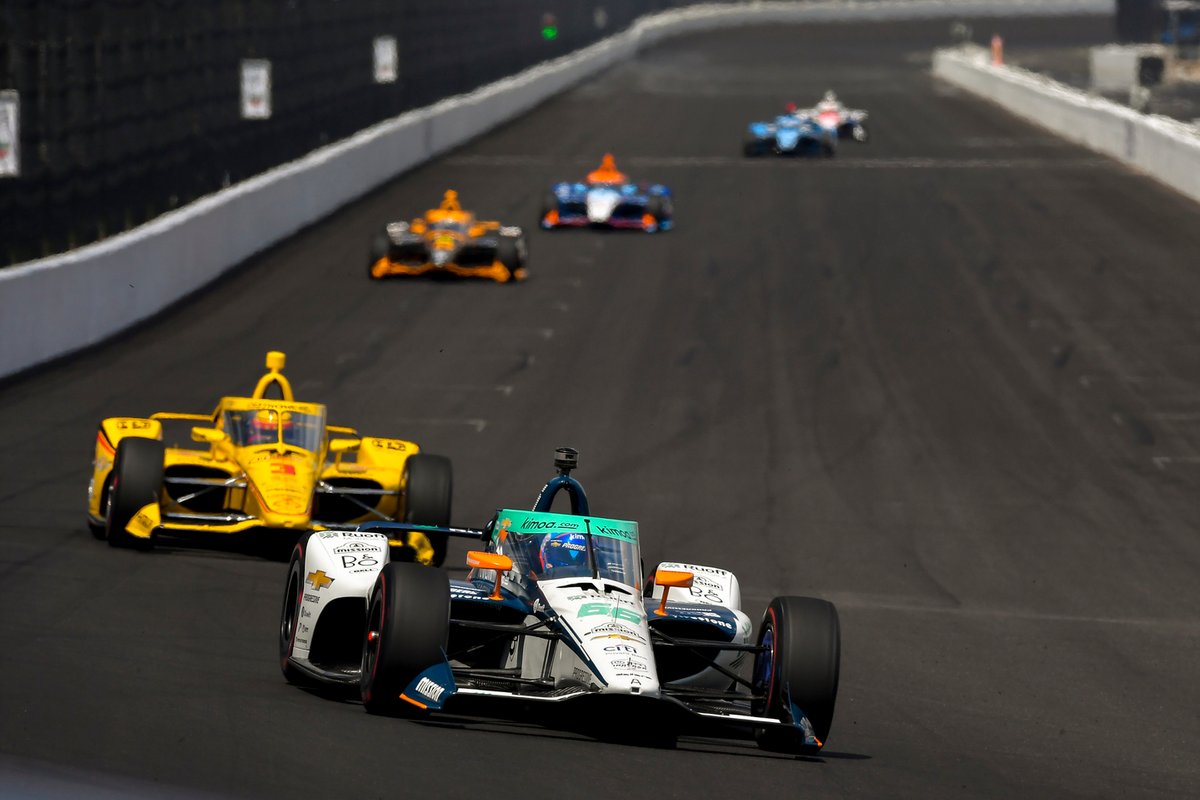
[{"xmin": 306, "ymin": 570, "xmax": 334, "ymax": 590}]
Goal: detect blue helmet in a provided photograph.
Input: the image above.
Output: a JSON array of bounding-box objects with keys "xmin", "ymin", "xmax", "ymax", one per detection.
[{"xmin": 539, "ymin": 531, "xmax": 588, "ymax": 572}]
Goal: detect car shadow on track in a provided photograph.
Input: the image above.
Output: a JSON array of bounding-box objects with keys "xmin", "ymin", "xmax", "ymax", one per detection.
[{"xmin": 402, "ymin": 700, "xmax": 874, "ymax": 762}]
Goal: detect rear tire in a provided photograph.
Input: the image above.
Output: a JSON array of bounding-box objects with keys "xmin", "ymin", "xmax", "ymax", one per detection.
[
  {"xmin": 368, "ymin": 232, "xmax": 389, "ymax": 279},
  {"xmin": 360, "ymin": 562, "xmax": 450, "ymax": 715},
  {"xmin": 752, "ymin": 596, "xmax": 840, "ymax": 754},
  {"xmin": 105, "ymin": 438, "xmax": 164, "ymax": 550},
  {"xmin": 402, "ymin": 454, "xmax": 453, "ymax": 566}
]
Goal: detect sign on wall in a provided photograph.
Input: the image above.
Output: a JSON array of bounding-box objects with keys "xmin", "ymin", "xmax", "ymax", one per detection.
[
  {"xmin": 240, "ymin": 59, "xmax": 272, "ymax": 120},
  {"xmin": 0, "ymin": 91, "xmax": 18, "ymax": 178},
  {"xmin": 373, "ymin": 36, "xmax": 398, "ymax": 84}
]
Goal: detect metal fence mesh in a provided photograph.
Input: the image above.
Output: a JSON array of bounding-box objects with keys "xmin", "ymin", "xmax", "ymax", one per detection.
[{"xmin": 0, "ymin": 0, "xmax": 717, "ymax": 266}]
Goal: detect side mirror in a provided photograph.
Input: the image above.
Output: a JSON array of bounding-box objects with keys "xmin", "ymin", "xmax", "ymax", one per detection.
[
  {"xmin": 467, "ymin": 551, "xmax": 513, "ymax": 600},
  {"xmin": 328, "ymin": 437, "xmax": 361, "ymax": 454},
  {"xmin": 191, "ymin": 426, "xmax": 228, "ymax": 444},
  {"xmin": 653, "ymin": 568, "xmax": 694, "ymax": 616}
]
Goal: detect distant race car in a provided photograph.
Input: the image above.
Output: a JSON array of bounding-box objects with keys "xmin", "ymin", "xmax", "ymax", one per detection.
[
  {"xmin": 88, "ymin": 352, "xmax": 455, "ymax": 565},
  {"xmin": 743, "ymin": 111, "xmax": 836, "ymax": 158},
  {"xmin": 279, "ymin": 447, "xmax": 841, "ymax": 754},
  {"xmin": 797, "ymin": 91, "xmax": 868, "ymax": 142},
  {"xmin": 369, "ymin": 190, "xmax": 527, "ymax": 283},
  {"xmin": 541, "ymin": 154, "xmax": 673, "ymax": 232}
]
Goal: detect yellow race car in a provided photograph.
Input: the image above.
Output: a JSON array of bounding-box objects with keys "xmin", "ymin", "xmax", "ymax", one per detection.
[
  {"xmin": 86, "ymin": 352, "xmax": 454, "ymax": 565},
  {"xmin": 368, "ymin": 190, "xmax": 528, "ymax": 283}
]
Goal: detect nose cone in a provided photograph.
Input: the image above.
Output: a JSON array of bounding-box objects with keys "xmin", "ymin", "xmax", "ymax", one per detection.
[
  {"xmin": 431, "ymin": 249, "xmax": 451, "ymax": 266},
  {"xmin": 245, "ymin": 453, "xmax": 315, "ymax": 524},
  {"xmin": 587, "ymin": 190, "xmax": 621, "ymax": 223},
  {"xmin": 541, "ymin": 582, "xmax": 661, "ymax": 697},
  {"xmin": 776, "ymin": 127, "xmax": 801, "ymax": 151}
]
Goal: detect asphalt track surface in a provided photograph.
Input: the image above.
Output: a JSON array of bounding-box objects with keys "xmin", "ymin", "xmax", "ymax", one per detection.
[{"xmin": 2, "ymin": 14, "xmax": 1198, "ymax": 800}]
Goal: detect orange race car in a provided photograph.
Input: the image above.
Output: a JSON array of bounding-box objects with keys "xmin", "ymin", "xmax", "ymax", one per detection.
[{"xmin": 368, "ymin": 190, "xmax": 528, "ymax": 283}]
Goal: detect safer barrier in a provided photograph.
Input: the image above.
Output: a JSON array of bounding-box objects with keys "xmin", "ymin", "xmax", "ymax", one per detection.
[
  {"xmin": 0, "ymin": 0, "xmax": 1112, "ymax": 380},
  {"xmin": 933, "ymin": 44, "xmax": 1200, "ymax": 203}
]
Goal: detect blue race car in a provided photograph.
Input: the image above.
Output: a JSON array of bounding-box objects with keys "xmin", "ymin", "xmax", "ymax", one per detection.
[
  {"xmin": 541, "ymin": 154, "xmax": 673, "ymax": 232},
  {"xmin": 743, "ymin": 111, "xmax": 836, "ymax": 158}
]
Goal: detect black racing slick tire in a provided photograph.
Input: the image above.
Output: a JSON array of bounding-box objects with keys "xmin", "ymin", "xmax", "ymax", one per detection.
[
  {"xmin": 401, "ymin": 454, "xmax": 453, "ymax": 566},
  {"xmin": 279, "ymin": 533, "xmax": 314, "ymax": 685},
  {"xmin": 360, "ymin": 562, "xmax": 450, "ymax": 715},
  {"xmin": 496, "ymin": 236, "xmax": 524, "ymax": 283},
  {"xmin": 105, "ymin": 437, "xmax": 164, "ymax": 550},
  {"xmin": 368, "ymin": 232, "xmax": 389, "ymax": 279},
  {"xmin": 752, "ymin": 596, "xmax": 840, "ymax": 754},
  {"xmin": 646, "ymin": 196, "xmax": 670, "ymax": 230},
  {"xmin": 541, "ymin": 192, "xmax": 559, "ymax": 225}
]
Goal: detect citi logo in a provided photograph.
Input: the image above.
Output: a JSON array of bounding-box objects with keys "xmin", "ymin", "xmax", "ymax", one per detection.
[{"xmin": 415, "ymin": 677, "xmax": 445, "ymax": 702}]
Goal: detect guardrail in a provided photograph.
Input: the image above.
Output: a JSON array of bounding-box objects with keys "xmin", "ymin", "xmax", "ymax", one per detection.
[
  {"xmin": 0, "ymin": 0, "xmax": 1112, "ymax": 380},
  {"xmin": 933, "ymin": 43, "xmax": 1200, "ymax": 203}
]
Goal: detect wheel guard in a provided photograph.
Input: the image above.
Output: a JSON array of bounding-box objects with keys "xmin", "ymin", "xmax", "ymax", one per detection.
[
  {"xmin": 126, "ymin": 502, "xmax": 161, "ymax": 539},
  {"xmin": 401, "ymin": 658, "xmax": 456, "ymax": 710},
  {"xmin": 781, "ymin": 681, "xmax": 823, "ymax": 748}
]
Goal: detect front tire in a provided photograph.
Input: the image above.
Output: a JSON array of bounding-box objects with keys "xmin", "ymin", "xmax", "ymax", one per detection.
[
  {"xmin": 743, "ymin": 140, "xmax": 766, "ymax": 158},
  {"xmin": 540, "ymin": 193, "xmax": 559, "ymax": 228},
  {"xmin": 645, "ymin": 196, "xmax": 671, "ymax": 231},
  {"xmin": 752, "ymin": 596, "xmax": 840, "ymax": 754},
  {"xmin": 402, "ymin": 454, "xmax": 453, "ymax": 566},
  {"xmin": 496, "ymin": 236, "xmax": 525, "ymax": 282},
  {"xmin": 279, "ymin": 533, "xmax": 314, "ymax": 684},
  {"xmin": 105, "ymin": 437, "xmax": 164, "ymax": 550},
  {"xmin": 368, "ymin": 232, "xmax": 389, "ymax": 279},
  {"xmin": 360, "ymin": 562, "xmax": 450, "ymax": 715}
]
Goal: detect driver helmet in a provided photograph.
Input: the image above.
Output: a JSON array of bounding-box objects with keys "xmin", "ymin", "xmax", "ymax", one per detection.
[
  {"xmin": 823, "ymin": 90, "xmax": 838, "ymax": 104},
  {"xmin": 249, "ymin": 410, "xmax": 292, "ymax": 444},
  {"xmin": 539, "ymin": 531, "xmax": 588, "ymax": 572},
  {"xmin": 785, "ymin": 101, "xmax": 798, "ymax": 114}
]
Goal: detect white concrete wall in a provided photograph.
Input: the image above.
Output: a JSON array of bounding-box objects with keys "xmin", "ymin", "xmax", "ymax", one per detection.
[
  {"xmin": 0, "ymin": 0, "xmax": 1112, "ymax": 379},
  {"xmin": 933, "ymin": 44, "xmax": 1200, "ymax": 203}
]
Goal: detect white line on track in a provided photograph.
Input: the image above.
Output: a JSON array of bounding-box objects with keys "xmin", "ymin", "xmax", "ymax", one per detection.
[
  {"xmin": 1152, "ymin": 455, "xmax": 1200, "ymax": 469},
  {"xmin": 446, "ymin": 154, "xmax": 1110, "ymax": 169},
  {"xmin": 739, "ymin": 593, "xmax": 1200, "ymax": 632},
  {"xmin": 409, "ymin": 384, "xmax": 514, "ymax": 396},
  {"xmin": 389, "ymin": 418, "xmax": 488, "ymax": 433}
]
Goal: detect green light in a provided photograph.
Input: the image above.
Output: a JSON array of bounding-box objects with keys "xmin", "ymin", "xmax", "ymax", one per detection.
[{"xmin": 541, "ymin": 25, "xmax": 558, "ymax": 40}]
